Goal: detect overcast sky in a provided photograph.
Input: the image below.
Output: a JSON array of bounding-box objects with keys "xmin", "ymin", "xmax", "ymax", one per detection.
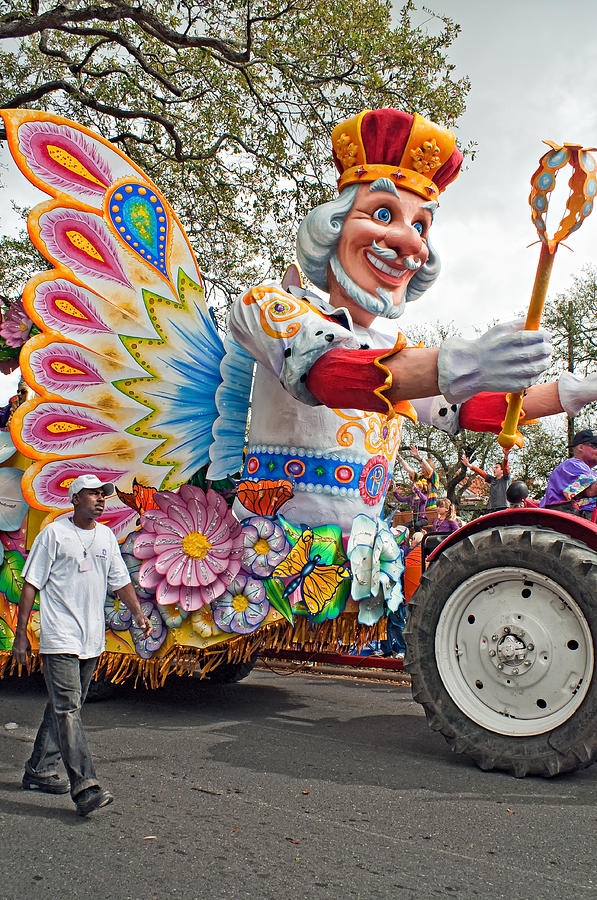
[
  {"xmin": 406, "ymin": 0, "xmax": 597, "ymax": 337},
  {"xmin": 1, "ymin": 0, "xmax": 596, "ymax": 400}
]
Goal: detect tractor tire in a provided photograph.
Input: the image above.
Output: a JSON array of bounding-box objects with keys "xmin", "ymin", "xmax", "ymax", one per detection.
[
  {"xmin": 405, "ymin": 526, "xmax": 597, "ymax": 777},
  {"xmin": 205, "ymin": 658, "xmax": 256, "ymax": 684}
]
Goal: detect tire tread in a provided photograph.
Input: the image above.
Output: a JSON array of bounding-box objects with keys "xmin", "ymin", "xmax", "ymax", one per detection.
[{"xmin": 406, "ymin": 525, "xmax": 597, "ymax": 777}]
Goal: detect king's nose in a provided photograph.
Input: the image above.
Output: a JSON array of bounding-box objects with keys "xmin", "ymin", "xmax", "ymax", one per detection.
[{"xmin": 384, "ymin": 222, "xmax": 424, "ymax": 257}]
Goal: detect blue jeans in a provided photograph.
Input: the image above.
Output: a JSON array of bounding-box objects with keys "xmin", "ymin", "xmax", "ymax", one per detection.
[
  {"xmin": 27, "ymin": 654, "xmax": 100, "ymax": 798},
  {"xmin": 380, "ymin": 604, "xmax": 407, "ymax": 655}
]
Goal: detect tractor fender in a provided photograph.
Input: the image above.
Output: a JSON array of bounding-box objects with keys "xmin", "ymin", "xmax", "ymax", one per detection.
[{"xmin": 427, "ymin": 507, "xmax": 597, "ymax": 563}]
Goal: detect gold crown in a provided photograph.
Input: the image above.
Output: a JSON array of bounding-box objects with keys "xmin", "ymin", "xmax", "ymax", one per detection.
[{"xmin": 331, "ymin": 109, "xmax": 461, "ymax": 201}]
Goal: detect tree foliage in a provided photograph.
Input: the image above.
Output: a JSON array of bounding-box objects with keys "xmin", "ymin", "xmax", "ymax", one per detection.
[
  {"xmin": 0, "ymin": 205, "xmax": 45, "ymax": 304},
  {"xmin": 542, "ymin": 266, "xmax": 597, "ymax": 444},
  {"xmin": 0, "ymin": 0, "xmax": 470, "ymax": 309}
]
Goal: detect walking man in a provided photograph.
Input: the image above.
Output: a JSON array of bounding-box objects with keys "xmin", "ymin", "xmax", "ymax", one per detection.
[{"xmin": 12, "ymin": 474, "xmax": 152, "ymax": 816}]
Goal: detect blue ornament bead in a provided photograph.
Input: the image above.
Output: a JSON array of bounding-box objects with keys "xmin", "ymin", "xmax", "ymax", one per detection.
[
  {"xmin": 538, "ymin": 173, "xmax": 553, "ymax": 190},
  {"xmin": 547, "ymin": 150, "xmax": 566, "ymax": 167}
]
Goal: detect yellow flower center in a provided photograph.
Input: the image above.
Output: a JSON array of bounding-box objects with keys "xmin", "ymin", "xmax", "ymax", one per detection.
[
  {"xmin": 181, "ymin": 531, "xmax": 212, "ymax": 559},
  {"xmin": 232, "ymin": 593, "xmax": 249, "ymax": 612},
  {"xmin": 253, "ymin": 538, "xmax": 270, "ymax": 556}
]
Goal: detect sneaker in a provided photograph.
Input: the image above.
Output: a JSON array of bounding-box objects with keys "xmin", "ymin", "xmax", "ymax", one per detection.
[
  {"xmin": 75, "ymin": 786, "xmax": 114, "ymax": 817},
  {"xmin": 22, "ymin": 770, "xmax": 70, "ymax": 795}
]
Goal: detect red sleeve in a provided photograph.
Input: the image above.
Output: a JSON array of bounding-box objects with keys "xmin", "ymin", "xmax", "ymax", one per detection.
[
  {"xmin": 458, "ymin": 392, "xmax": 509, "ymax": 434},
  {"xmin": 305, "ymin": 348, "xmax": 391, "ymax": 414}
]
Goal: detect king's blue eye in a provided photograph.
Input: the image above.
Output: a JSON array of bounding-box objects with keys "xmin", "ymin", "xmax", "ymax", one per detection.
[
  {"xmin": 372, "ymin": 207, "xmax": 392, "ymax": 223},
  {"xmin": 413, "ymin": 222, "xmax": 424, "ymax": 235}
]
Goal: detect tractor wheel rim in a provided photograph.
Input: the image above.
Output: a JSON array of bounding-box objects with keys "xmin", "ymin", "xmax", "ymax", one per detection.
[{"xmin": 435, "ymin": 567, "xmax": 594, "ymax": 737}]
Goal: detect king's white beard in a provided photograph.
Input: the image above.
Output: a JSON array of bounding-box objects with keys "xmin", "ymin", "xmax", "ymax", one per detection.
[{"xmin": 329, "ymin": 254, "xmax": 405, "ymax": 320}]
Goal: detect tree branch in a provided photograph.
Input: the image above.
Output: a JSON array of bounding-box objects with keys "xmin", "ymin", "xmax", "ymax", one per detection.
[{"xmin": 0, "ymin": 2, "xmax": 248, "ymax": 62}]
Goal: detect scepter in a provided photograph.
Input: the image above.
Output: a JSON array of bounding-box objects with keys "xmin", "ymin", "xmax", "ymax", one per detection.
[{"xmin": 498, "ymin": 142, "xmax": 597, "ymax": 450}]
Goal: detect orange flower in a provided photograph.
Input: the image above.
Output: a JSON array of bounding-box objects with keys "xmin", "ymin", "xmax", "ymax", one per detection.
[{"xmin": 236, "ymin": 479, "xmax": 293, "ymax": 516}]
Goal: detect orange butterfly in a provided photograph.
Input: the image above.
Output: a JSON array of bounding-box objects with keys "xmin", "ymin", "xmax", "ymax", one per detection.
[
  {"xmin": 236, "ymin": 478, "xmax": 293, "ymax": 517},
  {"xmin": 272, "ymin": 529, "xmax": 350, "ymax": 618},
  {"xmin": 116, "ymin": 479, "xmax": 159, "ymax": 515}
]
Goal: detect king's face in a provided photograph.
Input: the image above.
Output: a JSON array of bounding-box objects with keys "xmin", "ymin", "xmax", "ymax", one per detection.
[{"xmin": 334, "ymin": 184, "xmax": 432, "ymax": 315}]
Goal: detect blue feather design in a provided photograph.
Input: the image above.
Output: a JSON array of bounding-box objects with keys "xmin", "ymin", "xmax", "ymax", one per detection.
[
  {"xmin": 207, "ymin": 334, "xmax": 254, "ymax": 480},
  {"xmin": 145, "ymin": 300, "xmax": 226, "ymax": 481}
]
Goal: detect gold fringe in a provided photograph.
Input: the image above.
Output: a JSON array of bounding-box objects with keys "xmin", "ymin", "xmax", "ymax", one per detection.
[
  {"xmin": 0, "ymin": 615, "xmax": 383, "ymax": 689},
  {"xmin": 0, "ymin": 651, "xmax": 42, "ymax": 678}
]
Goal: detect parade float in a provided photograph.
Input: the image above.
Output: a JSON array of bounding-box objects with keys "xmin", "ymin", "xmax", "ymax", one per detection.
[{"xmin": 0, "ymin": 106, "xmax": 596, "ymax": 776}]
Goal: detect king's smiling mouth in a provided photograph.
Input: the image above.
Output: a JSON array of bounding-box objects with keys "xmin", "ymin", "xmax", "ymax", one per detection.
[{"xmin": 365, "ymin": 251, "xmax": 409, "ymax": 279}]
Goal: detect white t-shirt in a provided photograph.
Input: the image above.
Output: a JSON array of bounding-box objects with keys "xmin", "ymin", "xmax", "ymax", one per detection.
[{"xmin": 22, "ymin": 518, "xmax": 131, "ymax": 658}]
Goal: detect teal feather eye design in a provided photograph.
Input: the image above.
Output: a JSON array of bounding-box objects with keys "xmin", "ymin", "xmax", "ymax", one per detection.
[{"xmin": 107, "ymin": 182, "xmax": 170, "ymax": 282}]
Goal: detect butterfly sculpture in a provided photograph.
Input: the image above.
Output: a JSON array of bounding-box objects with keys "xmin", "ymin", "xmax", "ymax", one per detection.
[
  {"xmin": 0, "ymin": 109, "xmax": 254, "ymax": 536},
  {"xmin": 116, "ymin": 478, "xmax": 159, "ymax": 516},
  {"xmin": 272, "ymin": 528, "xmax": 350, "ymax": 620}
]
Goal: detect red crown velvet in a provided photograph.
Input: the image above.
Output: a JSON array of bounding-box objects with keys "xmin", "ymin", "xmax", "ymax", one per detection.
[{"xmin": 331, "ymin": 108, "xmax": 463, "ymax": 201}]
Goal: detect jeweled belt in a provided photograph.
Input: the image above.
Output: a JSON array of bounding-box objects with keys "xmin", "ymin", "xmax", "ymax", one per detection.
[{"xmin": 243, "ymin": 445, "xmax": 390, "ymax": 506}]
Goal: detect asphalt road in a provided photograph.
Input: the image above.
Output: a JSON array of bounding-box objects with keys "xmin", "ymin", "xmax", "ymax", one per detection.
[{"xmin": 1, "ymin": 667, "xmax": 596, "ymax": 900}]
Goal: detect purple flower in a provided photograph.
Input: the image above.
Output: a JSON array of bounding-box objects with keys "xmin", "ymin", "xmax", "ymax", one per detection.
[
  {"xmin": 0, "ymin": 299, "xmax": 33, "ymax": 348},
  {"xmin": 120, "ymin": 531, "xmax": 156, "ymax": 602},
  {"xmin": 130, "ymin": 600, "xmax": 167, "ymax": 659},
  {"xmin": 241, "ymin": 516, "xmax": 290, "ymax": 578},
  {"xmin": 104, "ymin": 592, "xmax": 133, "ymax": 631},
  {"xmin": 104, "ymin": 595, "xmax": 167, "ymax": 659},
  {"xmin": 211, "ymin": 572, "xmax": 269, "ymax": 635}
]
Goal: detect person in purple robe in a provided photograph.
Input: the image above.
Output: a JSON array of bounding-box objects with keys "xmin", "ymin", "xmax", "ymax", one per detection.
[{"xmin": 540, "ymin": 429, "xmax": 597, "ymax": 517}]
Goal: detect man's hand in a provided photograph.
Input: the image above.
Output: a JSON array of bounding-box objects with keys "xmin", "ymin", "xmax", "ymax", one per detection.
[
  {"xmin": 12, "ymin": 629, "xmax": 31, "ymax": 670},
  {"xmin": 134, "ymin": 614, "xmax": 153, "ymax": 638},
  {"xmin": 461, "ymin": 454, "xmax": 470, "ymax": 467},
  {"xmin": 13, "ymin": 581, "xmax": 37, "ymax": 671},
  {"xmin": 117, "ymin": 582, "xmax": 152, "ymax": 638},
  {"xmin": 438, "ymin": 320, "xmax": 553, "ymax": 404},
  {"xmin": 409, "ymin": 445, "xmax": 421, "ymax": 459}
]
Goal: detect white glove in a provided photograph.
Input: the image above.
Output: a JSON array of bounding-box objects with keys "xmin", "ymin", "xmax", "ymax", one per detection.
[
  {"xmin": 558, "ymin": 371, "xmax": 597, "ymax": 417},
  {"xmin": 437, "ymin": 319, "xmax": 553, "ymax": 404}
]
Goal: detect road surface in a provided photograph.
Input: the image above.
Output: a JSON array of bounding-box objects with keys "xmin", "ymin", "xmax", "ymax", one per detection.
[{"xmin": 1, "ymin": 668, "xmax": 596, "ymax": 899}]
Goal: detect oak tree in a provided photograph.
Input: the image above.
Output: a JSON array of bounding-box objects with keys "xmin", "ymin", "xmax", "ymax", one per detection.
[{"xmin": 0, "ymin": 0, "xmax": 470, "ymax": 308}]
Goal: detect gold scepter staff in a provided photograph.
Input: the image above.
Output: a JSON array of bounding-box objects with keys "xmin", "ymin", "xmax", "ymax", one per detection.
[{"xmin": 498, "ymin": 142, "xmax": 597, "ymax": 451}]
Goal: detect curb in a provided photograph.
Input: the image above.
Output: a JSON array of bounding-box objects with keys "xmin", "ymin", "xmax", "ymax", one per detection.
[{"xmin": 255, "ymin": 659, "xmax": 411, "ymax": 684}]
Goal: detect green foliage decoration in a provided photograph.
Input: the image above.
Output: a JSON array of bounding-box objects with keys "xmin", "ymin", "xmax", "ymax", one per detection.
[{"xmin": 0, "ymin": 549, "xmax": 35, "ymax": 609}]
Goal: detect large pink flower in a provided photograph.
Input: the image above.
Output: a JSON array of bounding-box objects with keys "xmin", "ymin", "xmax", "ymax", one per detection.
[
  {"xmin": 0, "ymin": 298, "xmax": 33, "ymax": 348},
  {"xmin": 132, "ymin": 484, "xmax": 243, "ymax": 612}
]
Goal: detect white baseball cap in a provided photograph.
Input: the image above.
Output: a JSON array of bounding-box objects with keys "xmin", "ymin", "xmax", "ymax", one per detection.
[{"xmin": 68, "ymin": 474, "xmax": 115, "ymax": 501}]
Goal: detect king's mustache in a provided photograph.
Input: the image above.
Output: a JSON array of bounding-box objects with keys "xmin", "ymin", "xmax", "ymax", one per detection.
[{"xmin": 370, "ymin": 241, "xmax": 421, "ymax": 270}]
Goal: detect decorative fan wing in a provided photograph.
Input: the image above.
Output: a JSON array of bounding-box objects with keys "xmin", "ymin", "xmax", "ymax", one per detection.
[{"xmin": 1, "ymin": 110, "xmax": 227, "ymax": 536}]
